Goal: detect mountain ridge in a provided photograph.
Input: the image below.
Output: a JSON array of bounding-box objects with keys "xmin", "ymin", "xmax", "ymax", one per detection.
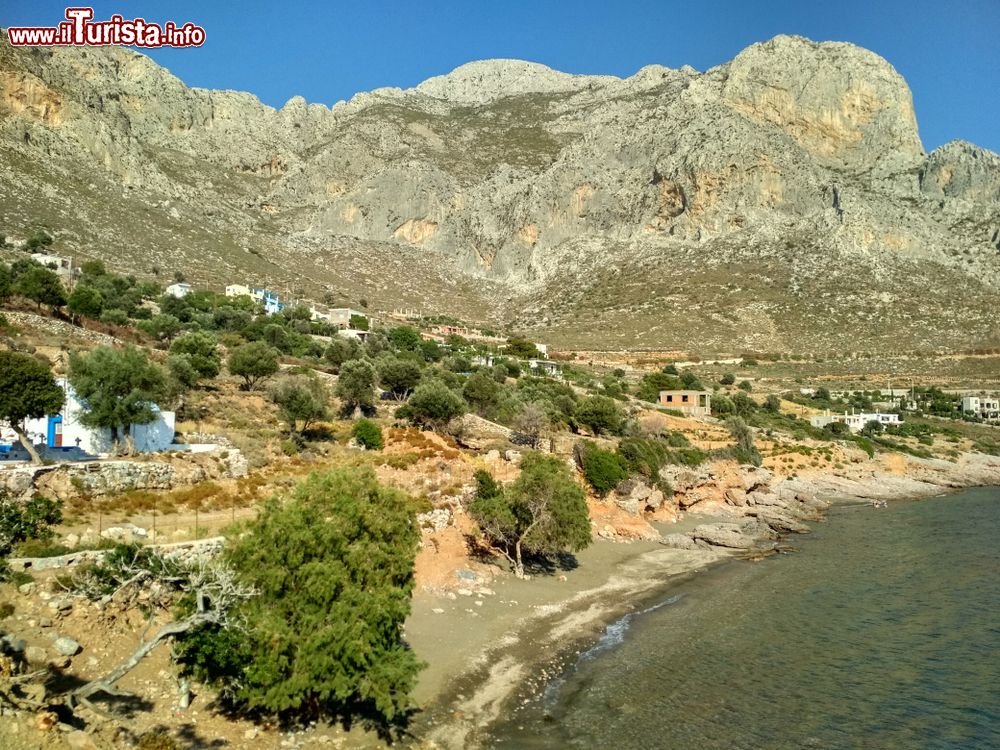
[{"xmin": 1, "ymin": 32, "xmax": 998, "ymax": 353}]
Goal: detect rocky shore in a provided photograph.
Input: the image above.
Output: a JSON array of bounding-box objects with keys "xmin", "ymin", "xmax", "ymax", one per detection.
[{"xmin": 410, "ymin": 448, "xmax": 1000, "ymax": 750}]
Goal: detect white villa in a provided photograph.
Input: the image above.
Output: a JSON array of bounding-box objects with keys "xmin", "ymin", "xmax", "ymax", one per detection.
[
  {"xmin": 164, "ymin": 282, "xmax": 193, "ymax": 298},
  {"xmin": 527, "ymin": 358, "xmax": 561, "ymax": 378},
  {"xmin": 809, "ymin": 411, "xmax": 901, "ymax": 433},
  {"xmin": 961, "ymin": 396, "xmax": 1000, "ymax": 421},
  {"xmin": 18, "ymin": 378, "xmax": 175, "ymax": 455}
]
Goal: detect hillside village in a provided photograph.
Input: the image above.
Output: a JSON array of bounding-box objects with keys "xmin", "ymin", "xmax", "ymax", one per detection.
[{"xmin": 0, "ymin": 232, "xmax": 999, "ymax": 748}]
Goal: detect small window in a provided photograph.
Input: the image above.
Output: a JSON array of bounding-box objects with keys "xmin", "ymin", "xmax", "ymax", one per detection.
[
  {"xmin": 666, "ymin": 394, "xmax": 673, "ymax": 402},
  {"xmin": 682, "ymin": 395, "xmax": 689, "ymax": 403}
]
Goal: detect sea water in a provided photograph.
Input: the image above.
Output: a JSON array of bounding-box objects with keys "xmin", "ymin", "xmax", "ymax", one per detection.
[{"xmin": 488, "ymin": 488, "xmax": 1000, "ymax": 749}]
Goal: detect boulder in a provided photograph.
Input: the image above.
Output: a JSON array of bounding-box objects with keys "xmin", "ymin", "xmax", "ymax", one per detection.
[
  {"xmin": 53, "ymin": 637, "xmax": 81, "ymax": 656},
  {"xmin": 100, "ymin": 523, "xmax": 148, "ymax": 543},
  {"xmin": 754, "ymin": 510, "xmax": 811, "ymax": 534},
  {"xmin": 659, "ymin": 533, "xmax": 698, "ymax": 550},
  {"xmin": 614, "ymin": 496, "xmax": 641, "ymax": 516},
  {"xmin": 25, "ymin": 645, "xmax": 48, "ymax": 664},
  {"xmin": 747, "ymin": 489, "xmax": 788, "ymax": 508},
  {"xmin": 417, "ymin": 508, "xmax": 453, "ymax": 532},
  {"xmin": 691, "ymin": 523, "xmax": 758, "ymax": 549},
  {"xmin": 742, "ymin": 466, "xmax": 774, "ymax": 492},
  {"xmin": 724, "ymin": 488, "xmax": 747, "ymax": 506}
]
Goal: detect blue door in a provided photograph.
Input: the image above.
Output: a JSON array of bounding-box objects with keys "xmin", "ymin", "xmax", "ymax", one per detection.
[{"xmin": 47, "ymin": 415, "xmax": 63, "ymax": 447}]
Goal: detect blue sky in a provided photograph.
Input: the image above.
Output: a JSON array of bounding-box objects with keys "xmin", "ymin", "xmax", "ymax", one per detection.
[{"xmin": 4, "ymin": 1, "xmax": 999, "ymax": 153}]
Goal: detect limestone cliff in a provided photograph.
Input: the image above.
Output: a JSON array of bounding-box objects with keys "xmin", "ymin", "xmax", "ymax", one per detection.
[{"xmin": 0, "ymin": 33, "xmax": 997, "ymax": 353}]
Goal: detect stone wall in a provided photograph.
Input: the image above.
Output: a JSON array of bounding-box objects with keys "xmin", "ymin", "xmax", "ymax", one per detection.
[
  {"xmin": 7, "ymin": 536, "xmax": 225, "ymax": 573},
  {"xmin": 0, "ymin": 450, "xmax": 248, "ymax": 501}
]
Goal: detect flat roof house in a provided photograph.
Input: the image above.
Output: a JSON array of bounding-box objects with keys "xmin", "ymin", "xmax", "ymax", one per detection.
[
  {"xmin": 312, "ymin": 307, "xmax": 366, "ymax": 328},
  {"xmin": 250, "ymin": 288, "xmax": 284, "ymax": 315},
  {"xmin": 658, "ymin": 390, "xmax": 712, "ymax": 417},
  {"xmin": 527, "ymin": 358, "xmax": 562, "ymax": 378},
  {"xmin": 225, "ymin": 283, "xmax": 252, "ymax": 298},
  {"xmin": 809, "ymin": 411, "xmax": 901, "ymax": 433},
  {"xmin": 165, "ymin": 282, "xmax": 193, "ymax": 298}
]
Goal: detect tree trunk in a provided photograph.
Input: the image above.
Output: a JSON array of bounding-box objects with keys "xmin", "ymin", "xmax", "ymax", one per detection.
[
  {"xmin": 74, "ymin": 613, "xmax": 210, "ymax": 702},
  {"xmin": 514, "ymin": 540, "xmax": 524, "ymax": 579},
  {"xmin": 12, "ymin": 424, "xmax": 42, "ymax": 465}
]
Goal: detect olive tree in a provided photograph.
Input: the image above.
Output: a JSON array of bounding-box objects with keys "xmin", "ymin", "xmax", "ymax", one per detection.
[
  {"xmin": 468, "ymin": 454, "xmax": 592, "ymax": 577},
  {"xmin": 334, "ymin": 359, "xmax": 376, "ymax": 417},
  {"xmin": 227, "ymin": 341, "xmax": 280, "ymax": 390},
  {"xmin": 170, "ymin": 331, "xmax": 221, "ymax": 380},
  {"xmin": 67, "ymin": 345, "xmax": 168, "ymax": 449},
  {"xmin": 0, "ymin": 352, "xmax": 65, "ymax": 464},
  {"xmin": 270, "ymin": 375, "xmax": 330, "ymax": 438},
  {"xmin": 399, "ymin": 380, "xmax": 465, "ymax": 430}
]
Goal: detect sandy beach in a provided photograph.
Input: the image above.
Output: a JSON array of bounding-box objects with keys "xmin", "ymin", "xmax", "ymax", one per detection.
[{"xmin": 404, "ymin": 514, "xmax": 735, "ymax": 749}]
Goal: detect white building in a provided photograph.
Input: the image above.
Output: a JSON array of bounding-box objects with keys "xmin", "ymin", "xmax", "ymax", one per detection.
[
  {"xmin": 250, "ymin": 288, "xmax": 284, "ymax": 315},
  {"xmin": 165, "ymin": 282, "xmax": 193, "ymax": 298},
  {"xmin": 528, "ymin": 358, "xmax": 562, "ymax": 378},
  {"xmin": 225, "ymin": 283, "xmax": 252, "ymax": 298},
  {"xmin": 30, "ymin": 252, "xmax": 74, "ymax": 278},
  {"xmin": 313, "ymin": 307, "xmax": 366, "ymax": 328},
  {"xmin": 961, "ymin": 396, "xmax": 1000, "ymax": 421},
  {"xmin": 809, "ymin": 411, "xmax": 901, "ymax": 434},
  {"xmin": 19, "ymin": 379, "xmax": 175, "ymax": 455}
]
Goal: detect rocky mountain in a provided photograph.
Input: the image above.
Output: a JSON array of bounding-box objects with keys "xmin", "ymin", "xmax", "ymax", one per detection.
[{"xmin": 1, "ymin": 33, "xmax": 998, "ymax": 354}]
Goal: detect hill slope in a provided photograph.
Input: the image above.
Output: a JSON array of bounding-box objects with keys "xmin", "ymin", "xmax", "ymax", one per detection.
[{"xmin": 1, "ymin": 33, "xmax": 998, "ymax": 353}]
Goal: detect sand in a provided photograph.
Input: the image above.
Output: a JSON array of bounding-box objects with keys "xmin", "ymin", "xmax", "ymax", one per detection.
[{"xmin": 403, "ymin": 525, "xmax": 732, "ymax": 749}]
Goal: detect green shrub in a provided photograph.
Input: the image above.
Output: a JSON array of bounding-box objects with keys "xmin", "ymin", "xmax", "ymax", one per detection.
[
  {"xmin": 352, "ymin": 418, "xmax": 384, "ymax": 450},
  {"xmin": 617, "ymin": 437, "xmax": 668, "ymax": 480},
  {"xmin": 852, "ymin": 436, "xmax": 876, "ymax": 458},
  {"xmin": 578, "ymin": 441, "xmax": 629, "ymax": 496},
  {"xmin": 665, "ymin": 447, "xmax": 708, "ymax": 467},
  {"xmin": 0, "ymin": 493, "xmax": 62, "ymax": 558},
  {"xmin": 13, "ymin": 539, "xmax": 72, "ymax": 558},
  {"xmin": 176, "ymin": 467, "xmax": 421, "ymax": 725},
  {"xmin": 574, "ymin": 395, "xmax": 624, "ymax": 436},
  {"xmin": 100, "ymin": 308, "xmax": 130, "ymax": 326},
  {"xmin": 726, "ymin": 417, "xmax": 762, "ymax": 466}
]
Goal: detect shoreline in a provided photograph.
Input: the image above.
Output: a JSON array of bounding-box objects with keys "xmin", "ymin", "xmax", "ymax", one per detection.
[
  {"xmin": 405, "ymin": 451, "xmax": 1000, "ymax": 750},
  {"xmin": 410, "ymin": 540, "xmax": 732, "ymax": 749}
]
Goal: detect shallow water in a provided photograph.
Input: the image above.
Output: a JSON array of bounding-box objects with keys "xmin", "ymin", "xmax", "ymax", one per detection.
[{"xmin": 487, "ymin": 488, "xmax": 1000, "ymax": 749}]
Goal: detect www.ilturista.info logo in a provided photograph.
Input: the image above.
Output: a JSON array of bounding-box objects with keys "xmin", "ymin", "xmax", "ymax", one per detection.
[{"xmin": 7, "ymin": 7, "xmax": 206, "ymax": 48}]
